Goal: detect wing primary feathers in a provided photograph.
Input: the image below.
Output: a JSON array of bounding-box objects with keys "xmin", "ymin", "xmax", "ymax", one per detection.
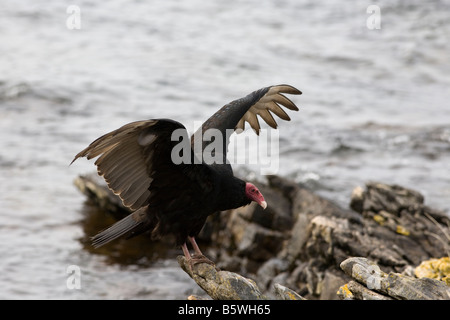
[
  {"xmin": 273, "ymin": 84, "xmax": 302, "ymax": 95},
  {"xmin": 245, "ymin": 85, "xmax": 301, "ymax": 131},
  {"xmin": 267, "ymin": 101, "xmax": 291, "ymax": 121},
  {"xmin": 71, "ymin": 119, "xmax": 187, "ymax": 211},
  {"xmin": 273, "ymin": 93, "xmax": 299, "ymax": 111},
  {"xmin": 194, "ymin": 84, "xmax": 301, "ymax": 163},
  {"xmin": 258, "ymin": 109, "xmax": 278, "ymax": 129},
  {"xmin": 70, "ymin": 120, "xmax": 157, "ymax": 165}
]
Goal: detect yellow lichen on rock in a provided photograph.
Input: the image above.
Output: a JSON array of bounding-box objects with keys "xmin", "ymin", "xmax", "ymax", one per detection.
[
  {"xmin": 337, "ymin": 284, "xmax": 354, "ymax": 300},
  {"xmin": 373, "ymin": 214, "xmax": 385, "ymax": 225},
  {"xmin": 396, "ymin": 225, "xmax": 410, "ymax": 236},
  {"xmin": 415, "ymin": 257, "xmax": 450, "ymax": 286}
]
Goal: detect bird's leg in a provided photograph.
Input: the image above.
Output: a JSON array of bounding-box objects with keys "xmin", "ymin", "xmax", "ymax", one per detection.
[
  {"xmin": 181, "ymin": 242, "xmax": 196, "ymax": 274},
  {"xmin": 187, "ymin": 236, "xmax": 219, "ymax": 270},
  {"xmin": 181, "ymin": 242, "xmax": 191, "ymax": 260},
  {"xmin": 188, "ymin": 236, "xmax": 204, "ymax": 257}
]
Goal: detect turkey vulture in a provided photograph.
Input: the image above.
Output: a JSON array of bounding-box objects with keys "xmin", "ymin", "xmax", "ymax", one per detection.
[{"xmin": 71, "ymin": 84, "xmax": 301, "ymax": 265}]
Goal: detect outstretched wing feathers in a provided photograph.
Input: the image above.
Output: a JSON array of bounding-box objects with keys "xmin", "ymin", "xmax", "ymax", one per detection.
[
  {"xmin": 72, "ymin": 84, "xmax": 300, "ymax": 212},
  {"xmin": 235, "ymin": 85, "xmax": 301, "ymax": 134},
  {"xmin": 236, "ymin": 111, "xmax": 261, "ymax": 132},
  {"xmin": 72, "ymin": 120, "xmax": 159, "ymax": 210},
  {"xmin": 75, "ymin": 120, "xmax": 155, "ymax": 161},
  {"xmin": 258, "ymin": 109, "xmax": 278, "ymax": 129},
  {"xmin": 196, "ymin": 84, "xmax": 301, "ymax": 164},
  {"xmin": 71, "ymin": 119, "xmax": 207, "ymax": 211}
]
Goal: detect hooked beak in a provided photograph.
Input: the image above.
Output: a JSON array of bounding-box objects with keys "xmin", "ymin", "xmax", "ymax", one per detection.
[{"xmin": 259, "ymin": 200, "xmax": 267, "ymax": 210}]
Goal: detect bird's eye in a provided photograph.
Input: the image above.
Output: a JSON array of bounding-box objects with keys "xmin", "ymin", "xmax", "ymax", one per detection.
[{"xmin": 252, "ymin": 188, "xmax": 256, "ymax": 192}]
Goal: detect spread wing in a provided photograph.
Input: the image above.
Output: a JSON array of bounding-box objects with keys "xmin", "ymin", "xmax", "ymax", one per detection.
[
  {"xmin": 234, "ymin": 85, "xmax": 301, "ymax": 133},
  {"xmin": 192, "ymin": 84, "xmax": 301, "ymax": 164},
  {"xmin": 71, "ymin": 119, "xmax": 213, "ymax": 211}
]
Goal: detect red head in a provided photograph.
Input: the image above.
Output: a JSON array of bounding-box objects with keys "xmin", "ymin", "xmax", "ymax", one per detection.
[{"xmin": 245, "ymin": 182, "xmax": 267, "ymax": 209}]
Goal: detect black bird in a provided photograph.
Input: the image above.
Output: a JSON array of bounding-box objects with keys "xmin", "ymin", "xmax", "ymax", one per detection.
[{"xmin": 71, "ymin": 85, "xmax": 301, "ymax": 265}]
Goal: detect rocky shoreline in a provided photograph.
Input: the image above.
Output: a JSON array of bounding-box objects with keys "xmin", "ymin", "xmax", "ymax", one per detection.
[{"xmin": 74, "ymin": 173, "xmax": 450, "ymax": 300}]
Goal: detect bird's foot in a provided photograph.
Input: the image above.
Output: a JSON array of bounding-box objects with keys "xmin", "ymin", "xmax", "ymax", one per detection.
[{"xmin": 189, "ymin": 254, "xmax": 221, "ymax": 272}]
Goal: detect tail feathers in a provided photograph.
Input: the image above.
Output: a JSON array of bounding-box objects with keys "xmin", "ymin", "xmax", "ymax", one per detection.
[{"xmin": 91, "ymin": 206, "xmax": 149, "ymax": 248}]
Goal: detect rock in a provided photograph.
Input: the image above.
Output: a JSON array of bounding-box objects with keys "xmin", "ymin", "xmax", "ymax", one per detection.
[
  {"xmin": 350, "ymin": 182, "xmax": 424, "ymax": 215},
  {"xmin": 235, "ymin": 223, "xmax": 285, "ymax": 262},
  {"xmin": 296, "ymin": 182, "xmax": 449, "ymax": 278},
  {"xmin": 336, "ymin": 283, "xmax": 354, "ymax": 300},
  {"xmin": 337, "ymin": 280, "xmax": 393, "ymax": 300},
  {"xmin": 415, "ymin": 257, "xmax": 450, "ymax": 286},
  {"xmin": 178, "ymin": 255, "xmax": 305, "ymax": 300},
  {"xmin": 283, "ymin": 211, "xmax": 310, "ymax": 263},
  {"xmin": 273, "ymin": 283, "xmax": 306, "ymax": 300},
  {"xmin": 339, "ymin": 257, "xmax": 450, "ymax": 300},
  {"xmin": 349, "ymin": 182, "xmax": 450, "ymax": 266},
  {"xmin": 213, "ymin": 207, "xmax": 286, "ymax": 267},
  {"xmin": 256, "ymin": 258, "xmax": 289, "ymax": 289},
  {"xmin": 349, "ymin": 186, "xmax": 364, "ymax": 214},
  {"xmin": 177, "ymin": 256, "xmax": 268, "ymax": 300},
  {"xmin": 319, "ymin": 271, "xmax": 349, "ymax": 300},
  {"xmin": 268, "ymin": 175, "xmax": 358, "ymax": 222},
  {"xmin": 304, "ymin": 215, "xmax": 350, "ymax": 261}
]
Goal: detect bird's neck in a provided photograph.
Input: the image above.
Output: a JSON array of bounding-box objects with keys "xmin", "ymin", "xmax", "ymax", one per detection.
[{"xmin": 216, "ymin": 176, "xmax": 250, "ymax": 211}]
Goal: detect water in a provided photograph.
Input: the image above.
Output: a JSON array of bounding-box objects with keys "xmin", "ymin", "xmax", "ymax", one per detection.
[{"xmin": 1, "ymin": 0, "xmax": 449, "ymax": 299}]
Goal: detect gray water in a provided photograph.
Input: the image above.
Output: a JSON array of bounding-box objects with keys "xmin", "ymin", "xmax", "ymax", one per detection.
[{"xmin": 1, "ymin": 0, "xmax": 449, "ymax": 299}]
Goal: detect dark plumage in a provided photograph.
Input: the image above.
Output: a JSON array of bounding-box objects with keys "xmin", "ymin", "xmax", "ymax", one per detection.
[{"xmin": 71, "ymin": 84, "xmax": 301, "ymax": 263}]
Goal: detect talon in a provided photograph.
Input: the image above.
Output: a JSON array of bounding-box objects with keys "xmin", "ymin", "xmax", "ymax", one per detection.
[
  {"xmin": 190, "ymin": 254, "xmax": 221, "ymax": 271},
  {"xmin": 181, "ymin": 239, "xmax": 220, "ymax": 272}
]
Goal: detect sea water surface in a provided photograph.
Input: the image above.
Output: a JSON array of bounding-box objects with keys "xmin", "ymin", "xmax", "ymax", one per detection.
[{"xmin": 0, "ymin": 0, "xmax": 449, "ymax": 299}]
